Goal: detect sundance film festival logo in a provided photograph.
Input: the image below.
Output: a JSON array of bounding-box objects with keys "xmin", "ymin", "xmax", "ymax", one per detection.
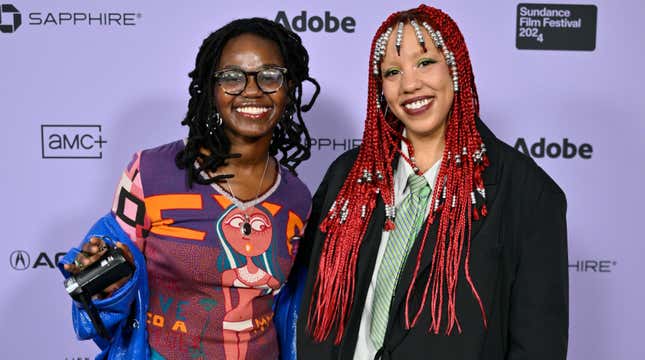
[
  {"xmin": 516, "ymin": 3, "xmax": 597, "ymax": 50},
  {"xmin": 0, "ymin": 3, "xmax": 140, "ymax": 33},
  {"xmin": 10, "ymin": 250, "xmax": 66, "ymax": 270},
  {"xmin": 0, "ymin": 4, "xmax": 21, "ymax": 33},
  {"xmin": 41, "ymin": 125, "xmax": 107, "ymax": 159}
]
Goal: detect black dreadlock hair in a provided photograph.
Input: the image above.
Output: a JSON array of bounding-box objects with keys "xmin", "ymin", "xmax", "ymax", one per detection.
[{"xmin": 175, "ymin": 17, "xmax": 320, "ymax": 187}]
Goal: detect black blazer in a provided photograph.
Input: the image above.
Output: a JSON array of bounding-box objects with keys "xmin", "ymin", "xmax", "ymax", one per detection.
[{"xmin": 296, "ymin": 120, "xmax": 568, "ymax": 360}]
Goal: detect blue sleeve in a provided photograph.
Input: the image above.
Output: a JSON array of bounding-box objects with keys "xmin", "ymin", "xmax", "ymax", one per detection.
[
  {"xmin": 273, "ymin": 264, "xmax": 308, "ymax": 360},
  {"xmin": 58, "ymin": 213, "xmax": 150, "ymax": 360}
]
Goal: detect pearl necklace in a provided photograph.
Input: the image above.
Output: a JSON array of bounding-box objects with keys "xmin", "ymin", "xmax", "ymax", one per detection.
[{"xmin": 237, "ymin": 266, "xmax": 267, "ymax": 283}]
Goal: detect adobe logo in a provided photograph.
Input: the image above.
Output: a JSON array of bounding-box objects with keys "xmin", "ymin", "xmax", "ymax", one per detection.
[{"xmin": 514, "ymin": 137, "xmax": 593, "ymax": 159}]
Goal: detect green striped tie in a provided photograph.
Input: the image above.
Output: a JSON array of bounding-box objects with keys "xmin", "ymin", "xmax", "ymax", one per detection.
[{"xmin": 370, "ymin": 174, "xmax": 430, "ymax": 348}]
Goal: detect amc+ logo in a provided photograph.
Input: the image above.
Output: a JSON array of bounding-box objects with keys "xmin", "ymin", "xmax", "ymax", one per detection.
[{"xmin": 0, "ymin": 4, "xmax": 21, "ymax": 33}]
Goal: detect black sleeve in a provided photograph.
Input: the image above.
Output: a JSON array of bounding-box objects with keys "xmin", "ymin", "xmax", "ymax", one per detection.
[{"xmin": 507, "ymin": 180, "xmax": 569, "ymax": 359}]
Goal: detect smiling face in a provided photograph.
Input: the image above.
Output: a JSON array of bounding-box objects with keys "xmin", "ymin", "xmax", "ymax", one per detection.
[
  {"xmin": 214, "ymin": 33, "xmax": 289, "ymax": 142},
  {"xmin": 380, "ymin": 23, "xmax": 454, "ymax": 141}
]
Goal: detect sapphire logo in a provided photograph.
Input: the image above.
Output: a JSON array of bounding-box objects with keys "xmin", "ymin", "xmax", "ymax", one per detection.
[
  {"xmin": 1, "ymin": 4, "xmax": 140, "ymax": 33},
  {"xmin": 310, "ymin": 137, "xmax": 361, "ymax": 151},
  {"xmin": 41, "ymin": 124, "xmax": 107, "ymax": 159},
  {"xmin": 0, "ymin": 4, "xmax": 21, "ymax": 33},
  {"xmin": 569, "ymin": 259, "xmax": 617, "ymax": 273},
  {"xmin": 10, "ymin": 250, "xmax": 30, "ymax": 270}
]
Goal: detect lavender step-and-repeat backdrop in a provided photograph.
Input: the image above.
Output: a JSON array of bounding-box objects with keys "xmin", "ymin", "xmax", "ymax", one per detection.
[{"xmin": 2, "ymin": 0, "xmax": 643, "ymax": 359}]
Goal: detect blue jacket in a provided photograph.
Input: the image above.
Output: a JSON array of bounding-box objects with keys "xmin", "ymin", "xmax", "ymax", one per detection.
[
  {"xmin": 58, "ymin": 214, "xmax": 151, "ymax": 360},
  {"xmin": 58, "ymin": 213, "xmax": 305, "ymax": 360}
]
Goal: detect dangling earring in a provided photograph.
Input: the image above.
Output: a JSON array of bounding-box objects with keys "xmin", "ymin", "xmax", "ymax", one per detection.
[
  {"xmin": 283, "ymin": 110, "xmax": 294, "ymax": 124},
  {"xmin": 378, "ymin": 92, "xmax": 385, "ymax": 109},
  {"xmin": 379, "ymin": 92, "xmax": 390, "ymax": 119},
  {"xmin": 212, "ymin": 112, "xmax": 222, "ymax": 126},
  {"xmin": 205, "ymin": 111, "xmax": 222, "ymax": 136}
]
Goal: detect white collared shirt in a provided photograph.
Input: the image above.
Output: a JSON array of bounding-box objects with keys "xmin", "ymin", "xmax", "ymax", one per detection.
[{"xmin": 353, "ymin": 141, "xmax": 441, "ymax": 360}]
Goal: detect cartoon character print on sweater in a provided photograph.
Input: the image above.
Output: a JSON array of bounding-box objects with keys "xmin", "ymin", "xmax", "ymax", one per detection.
[
  {"xmin": 214, "ymin": 195, "xmax": 284, "ymax": 360},
  {"xmin": 108, "ymin": 142, "xmax": 312, "ymax": 359}
]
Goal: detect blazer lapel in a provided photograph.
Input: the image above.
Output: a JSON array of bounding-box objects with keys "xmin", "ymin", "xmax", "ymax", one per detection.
[{"xmin": 338, "ymin": 195, "xmax": 386, "ymax": 357}]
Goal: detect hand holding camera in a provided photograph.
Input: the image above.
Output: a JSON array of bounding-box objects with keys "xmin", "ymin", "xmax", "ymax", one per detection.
[
  {"xmin": 63, "ymin": 237, "xmax": 134, "ymax": 299},
  {"xmin": 63, "ymin": 237, "xmax": 135, "ymax": 339}
]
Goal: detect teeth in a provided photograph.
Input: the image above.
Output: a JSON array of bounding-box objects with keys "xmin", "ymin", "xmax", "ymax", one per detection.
[
  {"xmin": 235, "ymin": 106, "xmax": 271, "ymax": 115},
  {"xmin": 404, "ymin": 98, "xmax": 431, "ymax": 110}
]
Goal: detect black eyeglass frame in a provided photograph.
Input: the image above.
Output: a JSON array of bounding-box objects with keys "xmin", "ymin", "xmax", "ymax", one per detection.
[{"xmin": 213, "ymin": 66, "xmax": 288, "ymax": 95}]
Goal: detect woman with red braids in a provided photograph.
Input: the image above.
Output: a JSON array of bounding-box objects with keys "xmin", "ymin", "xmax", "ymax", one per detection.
[{"xmin": 294, "ymin": 4, "xmax": 568, "ymax": 360}]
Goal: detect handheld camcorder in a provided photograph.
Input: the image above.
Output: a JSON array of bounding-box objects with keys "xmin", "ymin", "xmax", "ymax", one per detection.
[{"xmin": 64, "ymin": 245, "xmax": 134, "ymax": 339}]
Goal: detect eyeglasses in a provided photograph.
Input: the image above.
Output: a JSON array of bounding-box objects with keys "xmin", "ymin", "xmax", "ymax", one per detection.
[{"xmin": 213, "ymin": 66, "xmax": 288, "ymax": 95}]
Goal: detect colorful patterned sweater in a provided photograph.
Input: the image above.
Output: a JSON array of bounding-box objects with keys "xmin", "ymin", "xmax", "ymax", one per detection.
[{"xmin": 110, "ymin": 140, "xmax": 311, "ymax": 360}]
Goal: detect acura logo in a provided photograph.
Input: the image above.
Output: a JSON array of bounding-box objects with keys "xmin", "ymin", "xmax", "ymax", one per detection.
[{"xmin": 10, "ymin": 250, "xmax": 30, "ymax": 270}]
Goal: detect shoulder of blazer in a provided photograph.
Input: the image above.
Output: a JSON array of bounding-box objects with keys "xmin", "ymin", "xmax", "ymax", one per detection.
[
  {"xmin": 477, "ymin": 118, "xmax": 564, "ymax": 200},
  {"xmin": 328, "ymin": 148, "xmax": 360, "ymax": 178},
  {"xmin": 316, "ymin": 147, "xmax": 361, "ymax": 197}
]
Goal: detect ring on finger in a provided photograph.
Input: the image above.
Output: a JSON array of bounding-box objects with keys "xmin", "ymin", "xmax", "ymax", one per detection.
[{"xmin": 74, "ymin": 259, "xmax": 85, "ymax": 269}]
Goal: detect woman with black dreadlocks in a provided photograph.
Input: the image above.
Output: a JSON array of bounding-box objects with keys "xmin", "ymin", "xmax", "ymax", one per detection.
[
  {"xmin": 59, "ymin": 17, "xmax": 319, "ymax": 360},
  {"xmin": 296, "ymin": 5, "xmax": 568, "ymax": 360}
]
